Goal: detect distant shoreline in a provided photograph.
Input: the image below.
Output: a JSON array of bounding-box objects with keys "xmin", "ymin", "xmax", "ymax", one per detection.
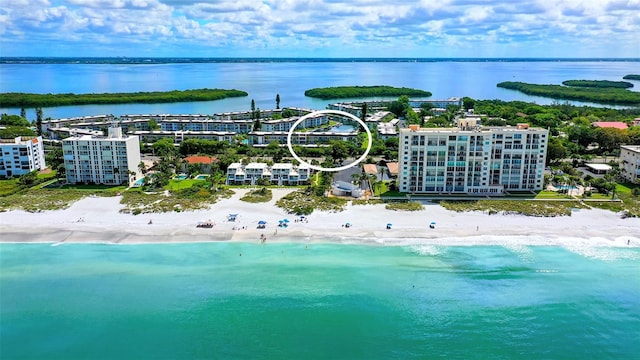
[{"xmin": 1, "ymin": 57, "xmax": 639, "ymax": 65}]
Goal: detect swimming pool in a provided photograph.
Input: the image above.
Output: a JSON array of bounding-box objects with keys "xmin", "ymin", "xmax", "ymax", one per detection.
[
  {"xmin": 133, "ymin": 177, "xmax": 145, "ymax": 187},
  {"xmin": 556, "ymin": 185, "xmax": 578, "ymax": 190},
  {"xmin": 195, "ymin": 174, "xmax": 209, "ymax": 180},
  {"xmin": 174, "ymin": 175, "xmax": 187, "ymax": 180}
]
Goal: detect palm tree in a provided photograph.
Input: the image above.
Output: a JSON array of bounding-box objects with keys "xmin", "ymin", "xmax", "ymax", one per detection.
[
  {"xmin": 368, "ymin": 173, "xmax": 378, "ymax": 195},
  {"xmin": 351, "ymin": 173, "xmax": 361, "ymax": 187},
  {"xmin": 128, "ymin": 170, "xmax": 137, "ymax": 185},
  {"xmin": 378, "ymin": 165, "xmax": 386, "ymax": 181},
  {"xmin": 36, "ymin": 107, "xmax": 43, "ymax": 136},
  {"xmin": 138, "ymin": 161, "xmax": 147, "ymax": 175},
  {"xmin": 359, "ymin": 172, "xmax": 368, "ymax": 188}
]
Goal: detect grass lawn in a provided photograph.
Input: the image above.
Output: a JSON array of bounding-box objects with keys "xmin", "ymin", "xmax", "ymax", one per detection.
[
  {"xmin": 583, "ymin": 193, "xmax": 611, "ymax": 200},
  {"xmin": 60, "ymin": 184, "xmax": 128, "ymax": 193},
  {"xmin": 166, "ymin": 179, "xmax": 201, "ymax": 190},
  {"xmin": 0, "ymin": 179, "xmax": 21, "ymax": 197},
  {"xmin": 588, "ymin": 183, "xmax": 640, "ymax": 216},
  {"xmin": 374, "ymin": 182, "xmax": 404, "ymax": 197},
  {"xmin": 534, "ymin": 190, "xmax": 573, "ymax": 199}
]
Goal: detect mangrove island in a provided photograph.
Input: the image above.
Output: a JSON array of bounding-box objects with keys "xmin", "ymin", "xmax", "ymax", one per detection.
[
  {"xmin": 497, "ymin": 81, "xmax": 640, "ymax": 106},
  {"xmin": 561, "ymin": 80, "xmax": 634, "ymax": 89},
  {"xmin": 0, "ymin": 88, "xmax": 248, "ymax": 108},
  {"xmin": 304, "ymin": 85, "xmax": 431, "ymax": 100}
]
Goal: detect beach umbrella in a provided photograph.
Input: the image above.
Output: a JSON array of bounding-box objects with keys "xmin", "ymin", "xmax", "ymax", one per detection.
[
  {"xmin": 258, "ymin": 220, "xmax": 267, "ymax": 225},
  {"xmin": 346, "ymin": 222, "xmax": 351, "ymax": 226},
  {"xmin": 283, "ymin": 219, "xmax": 290, "ymax": 223}
]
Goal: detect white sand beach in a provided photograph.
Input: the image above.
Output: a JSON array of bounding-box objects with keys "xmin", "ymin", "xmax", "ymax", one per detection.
[{"xmin": 1, "ymin": 188, "xmax": 638, "ymax": 247}]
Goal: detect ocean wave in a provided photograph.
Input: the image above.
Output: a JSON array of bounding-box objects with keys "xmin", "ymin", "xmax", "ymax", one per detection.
[{"xmin": 409, "ymin": 245, "xmax": 444, "ymax": 256}]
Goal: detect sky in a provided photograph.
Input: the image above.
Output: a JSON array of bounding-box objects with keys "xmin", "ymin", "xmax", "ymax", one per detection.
[{"xmin": 0, "ymin": 0, "xmax": 639, "ymax": 58}]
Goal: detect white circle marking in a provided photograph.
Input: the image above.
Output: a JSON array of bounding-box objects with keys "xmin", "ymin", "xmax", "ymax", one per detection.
[{"xmin": 286, "ymin": 110, "xmax": 373, "ymax": 172}]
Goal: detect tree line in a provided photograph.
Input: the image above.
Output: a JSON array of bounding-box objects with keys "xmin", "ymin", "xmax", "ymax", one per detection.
[
  {"xmin": 304, "ymin": 86, "xmax": 431, "ymax": 100},
  {"xmin": 470, "ymin": 99, "xmax": 640, "ymax": 165},
  {"xmin": 496, "ymin": 81, "xmax": 640, "ymax": 106},
  {"xmin": 0, "ymin": 88, "xmax": 248, "ymax": 108},
  {"xmin": 561, "ymin": 80, "xmax": 634, "ymax": 89}
]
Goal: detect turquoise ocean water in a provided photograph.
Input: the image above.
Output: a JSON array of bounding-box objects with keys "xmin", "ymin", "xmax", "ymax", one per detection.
[{"xmin": 1, "ymin": 242, "xmax": 638, "ymax": 359}]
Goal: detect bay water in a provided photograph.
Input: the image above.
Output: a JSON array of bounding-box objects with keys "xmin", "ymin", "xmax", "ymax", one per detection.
[
  {"xmin": 1, "ymin": 59, "xmax": 639, "ymax": 119},
  {"xmin": 1, "ymin": 242, "xmax": 638, "ymax": 359}
]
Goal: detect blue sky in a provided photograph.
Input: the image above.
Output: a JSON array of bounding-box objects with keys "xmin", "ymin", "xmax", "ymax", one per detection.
[{"xmin": 1, "ymin": 0, "xmax": 639, "ymax": 58}]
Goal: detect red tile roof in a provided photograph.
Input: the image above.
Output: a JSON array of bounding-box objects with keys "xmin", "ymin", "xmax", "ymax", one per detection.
[
  {"xmin": 592, "ymin": 122, "xmax": 628, "ymax": 129},
  {"xmin": 184, "ymin": 155, "xmax": 217, "ymax": 164},
  {"xmin": 363, "ymin": 164, "xmax": 378, "ymax": 175},
  {"xmin": 386, "ymin": 162, "xmax": 399, "ymax": 175}
]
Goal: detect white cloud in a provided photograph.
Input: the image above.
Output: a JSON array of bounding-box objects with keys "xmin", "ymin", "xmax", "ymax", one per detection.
[{"xmin": 0, "ymin": 0, "xmax": 638, "ymax": 57}]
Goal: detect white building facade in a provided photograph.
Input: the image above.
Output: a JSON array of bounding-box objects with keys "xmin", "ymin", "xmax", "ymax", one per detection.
[
  {"xmin": 398, "ymin": 124, "xmax": 548, "ymax": 195},
  {"xmin": 620, "ymin": 145, "xmax": 640, "ymax": 184},
  {"xmin": 63, "ymin": 127, "xmax": 141, "ymax": 186},
  {"xmin": 0, "ymin": 136, "xmax": 46, "ymax": 177},
  {"xmin": 226, "ymin": 162, "xmax": 312, "ymax": 185}
]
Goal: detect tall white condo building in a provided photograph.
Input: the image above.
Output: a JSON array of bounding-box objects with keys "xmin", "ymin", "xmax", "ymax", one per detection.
[
  {"xmin": 398, "ymin": 123, "xmax": 548, "ymax": 195},
  {"xmin": 63, "ymin": 127, "xmax": 141, "ymax": 186}
]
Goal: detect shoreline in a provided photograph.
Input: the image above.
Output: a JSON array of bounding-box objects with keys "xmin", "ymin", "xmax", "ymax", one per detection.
[{"xmin": 1, "ymin": 188, "xmax": 639, "ymax": 247}]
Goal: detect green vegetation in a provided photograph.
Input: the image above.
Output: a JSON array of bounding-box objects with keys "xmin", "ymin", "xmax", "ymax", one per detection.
[
  {"xmin": 0, "ymin": 114, "xmax": 31, "ymax": 126},
  {"xmin": 0, "ymin": 88, "xmax": 248, "ymax": 108},
  {"xmin": 385, "ymin": 201, "xmax": 424, "ymax": 211},
  {"xmin": 352, "ymin": 199, "xmax": 384, "ymax": 206},
  {"xmin": 0, "ymin": 179, "xmax": 23, "ymax": 197},
  {"xmin": 439, "ymin": 200, "xmax": 589, "ymax": 217},
  {"xmin": 0, "ymin": 188, "xmax": 116, "ymax": 212},
  {"xmin": 587, "ymin": 183, "xmax": 640, "ymax": 217},
  {"xmin": 623, "ymin": 74, "xmax": 640, "ymax": 80},
  {"xmin": 562, "ymin": 80, "xmax": 633, "ymax": 89},
  {"xmin": 120, "ymin": 183, "xmax": 234, "ymax": 215},
  {"xmin": 0, "ymin": 126, "xmax": 35, "ymax": 138},
  {"xmin": 0, "ymin": 170, "xmax": 59, "ymax": 196},
  {"xmin": 276, "ymin": 188, "xmax": 347, "ymax": 215},
  {"xmin": 304, "ymin": 86, "xmax": 431, "ymax": 100},
  {"xmin": 240, "ymin": 187, "xmax": 273, "ymax": 203},
  {"xmin": 496, "ymin": 81, "xmax": 640, "ymax": 105}
]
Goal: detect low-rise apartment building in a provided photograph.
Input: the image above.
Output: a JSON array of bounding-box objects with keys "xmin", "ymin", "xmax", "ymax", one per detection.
[
  {"xmin": 0, "ymin": 136, "xmax": 46, "ymax": 177},
  {"xmin": 620, "ymin": 145, "xmax": 640, "ymax": 184},
  {"xmin": 226, "ymin": 162, "xmax": 312, "ymax": 185},
  {"xmin": 398, "ymin": 124, "xmax": 548, "ymax": 195},
  {"xmin": 62, "ymin": 127, "xmax": 141, "ymax": 186}
]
